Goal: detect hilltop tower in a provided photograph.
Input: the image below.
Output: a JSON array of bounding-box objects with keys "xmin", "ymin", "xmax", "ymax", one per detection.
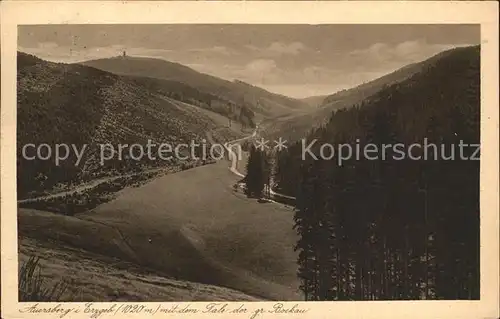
[{"xmin": 123, "ymin": 50, "xmax": 127, "ymax": 57}]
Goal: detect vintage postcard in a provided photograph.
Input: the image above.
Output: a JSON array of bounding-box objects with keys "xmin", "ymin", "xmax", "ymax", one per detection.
[{"xmin": 1, "ymin": 1, "xmax": 499, "ymax": 319}]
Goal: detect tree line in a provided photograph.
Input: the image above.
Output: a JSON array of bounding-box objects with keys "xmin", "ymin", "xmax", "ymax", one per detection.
[
  {"xmin": 273, "ymin": 46, "xmax": 480, "ymax": 300},
  {"xmin": 244, "ymin": 145, "xmax": 271, "ymax": 199}
]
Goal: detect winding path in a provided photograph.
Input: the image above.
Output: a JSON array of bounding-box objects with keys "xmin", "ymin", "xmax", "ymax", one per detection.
[
  {"xmin": 19, "ymin": 122, "xmax": 296, "ymax": 205},
  {"xmin": 220, "ymin": 125, "xmax": 296, "ymax": 202},
  {"xmin": 17, "ymin": 167, "xmax": 170, "ymax": 204}
]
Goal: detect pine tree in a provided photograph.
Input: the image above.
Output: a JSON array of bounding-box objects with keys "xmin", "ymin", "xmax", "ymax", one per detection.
[
  {"xmin": 244, "ymin": 146, "xmax": 266, "ymax": 198},
  {"xmin": 279, "ymin": 46, "xmax": 480, "ymax": 301}
]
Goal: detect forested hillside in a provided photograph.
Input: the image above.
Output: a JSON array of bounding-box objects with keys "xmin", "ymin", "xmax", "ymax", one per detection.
[
  {"xmin": 274, "ymin": 45, "xmax": 480, "ymax": 300},
  {"xmin": 128, "ymin": 76, "xmax": 256, "ymax": 127},
  {"xmin": 17, "ymin": 52, "xmax": 241, "ymax": 199},
  {"xmin": 265, "ymin": 47, "xmax": 472, "ymax": 142},
  {"xmin": 82, "ymin": 56, "xmax": 307, "ymax": 120}
]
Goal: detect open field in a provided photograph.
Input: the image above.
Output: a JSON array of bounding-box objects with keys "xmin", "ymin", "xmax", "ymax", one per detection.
[
  {"xmin": 19, "ymin": 155, "xmax": 301, "ymax": 301},
  {"xmin": 18, "ymin": 236, "xmax": 260, "ymax": 301},
  {"xmin": 80, "ymin": 158, "xmax": 301, "ymax": 300}
]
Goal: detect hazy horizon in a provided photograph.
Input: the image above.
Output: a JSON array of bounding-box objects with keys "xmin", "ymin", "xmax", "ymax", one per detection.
[{"xmin": 18, "ymin": 24, "xmax": 479, "ymax": 98}]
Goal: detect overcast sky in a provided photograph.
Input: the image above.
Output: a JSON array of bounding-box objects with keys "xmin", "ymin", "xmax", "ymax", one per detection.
[{"xmin": 18, "ymin": 24, "xmax": 479, "ymax": 98}]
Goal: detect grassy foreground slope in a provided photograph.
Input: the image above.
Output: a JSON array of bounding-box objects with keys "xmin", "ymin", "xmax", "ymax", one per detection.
[
  {"xmin": 18, "ymin": 52, "xmax": 300, "ymax": 301},
  {"xmin": 81, "ymin": 158, "xmax": 301, "ymax": 300},
  {"xmin": 19, "ymin": 236, "xmax": 259, "ymax": 301},
  {"xmin": 19, "ymin": 157, "xmax": 301, "ymax": 301}
]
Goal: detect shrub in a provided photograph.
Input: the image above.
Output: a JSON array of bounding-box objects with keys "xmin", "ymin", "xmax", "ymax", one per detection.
[{"xmin": 19, "ymin": 256, "xmax": 69, "ymax": 301}]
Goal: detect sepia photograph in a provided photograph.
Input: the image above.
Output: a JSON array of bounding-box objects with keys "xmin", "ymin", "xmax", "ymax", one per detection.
[
  {"xmin": 14, "ymin": 23, "xmax": 483, "ymax": 302},
  {"xmin": 1, "ymin": 2, "xmax": 499, "ymax": 319}
]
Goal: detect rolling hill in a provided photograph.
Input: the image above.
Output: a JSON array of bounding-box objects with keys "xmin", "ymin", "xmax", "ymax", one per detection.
[
  {"xmin": 81, "ymin": 56, "xmax": 308, "ymax": 120},
  {"xmin": 17, "ymin": 52, "xmax": 243, "ymax": 199},
  {"xmin": 18, "ymin": 149, "xmax": 301, "ymax": 301},
  {"xmin": 272, "ymin": 45, "xmax": 480, "ymax": 300},
  {"xmin": 17, "ymin": 51, "xmax": 301, "ymax": 302},
  {"xmin": 18, "ymin": 223, "xmax": 261, "ymax": 301},
  {"xmin": 16, "ymin": 44, "xmax": 479, "ymax": 303},
  {"xmin": 300, "ymin": 95, "xmax": 328, "ymax": 108},
  {"xmin": 264, "ymin": 45, "xmax": 476, "ymax": 141}
]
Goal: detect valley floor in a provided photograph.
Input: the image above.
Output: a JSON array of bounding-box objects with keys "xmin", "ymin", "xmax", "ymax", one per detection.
[{"xmin": 18, "ymin": 151, "xmax": 301, "ymax": 301}]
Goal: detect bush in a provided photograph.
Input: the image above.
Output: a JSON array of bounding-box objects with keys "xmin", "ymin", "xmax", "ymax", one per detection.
[{"xmin": 19, "ymin": 256, "xmax": 69, "ymax": 301}]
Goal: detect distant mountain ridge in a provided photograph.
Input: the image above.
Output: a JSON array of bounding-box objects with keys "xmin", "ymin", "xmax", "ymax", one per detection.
[
  {"xmin": 265, "ymin": 45, "xmax": 479, "ymax": 141},
  {"xmin": 318, "ymin": 47, "xmax": 469, "ymax": 109},
  {"xmin": 300, "ymin": 95, "xmax": 328, "ymax": 108},
  {"xmin": 81, "ymin": 56, "xmax": 308, "ymax": 120}
]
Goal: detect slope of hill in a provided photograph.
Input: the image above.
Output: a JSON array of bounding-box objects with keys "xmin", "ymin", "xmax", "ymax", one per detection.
[
  {"xmin": 300, "ymin": 95, "xmax": 327, "ymax": 108},
  {"xmin": 19, "ymin": 156, "xmax": 301, "ymax": 301},
  {"xmin": 319, "ymin": 62, "xmax": 428, "ymax": 110},
  {"xmin": 231, "ymin": 79, "xmax": 307, "ymax": 113},
  {"xmin": 127, "ymin": 75, "xmax": 255, "ymax": 127},
  {"xmin": 273, "ymin": 45, "xmax": 480, "ymax": 300},
  {"xmin": 17, "ymin": 52, "xmax": 300, "ymax": 302},
  {"xmin": 265, "ymin": 46, "xmax": 475, "ymax": 141},
  {"xmin": 17, "ymin": 52, "xmax": 242, "ymax": 201},
  {"xmin": 19, "ymin": 224, "xmax": 260, "ymax": 301},
  {"xmin": 81, "ymin": 56, "xmax": 308, "ymax": 119}
]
